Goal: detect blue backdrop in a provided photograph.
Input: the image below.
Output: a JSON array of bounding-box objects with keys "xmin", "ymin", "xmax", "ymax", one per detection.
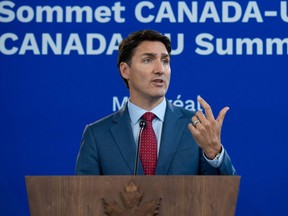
[{"xmin": 1, "ymin": 0, "xmax": 288, "ymax": 215}]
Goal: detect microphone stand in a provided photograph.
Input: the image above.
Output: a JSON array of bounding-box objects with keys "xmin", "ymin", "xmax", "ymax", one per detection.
[{"xmin": 134, "ymin": 120, "xmax": 146, "ymax": 175}]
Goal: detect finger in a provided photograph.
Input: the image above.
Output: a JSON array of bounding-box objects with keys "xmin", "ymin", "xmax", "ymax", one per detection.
[
  {"xmin": 198, "ymin": 96, "xmax": 215, "ymax": 120},
  {"xmin": 195, "ymin": 110, "xmax": 206, "ymax": 124},
  {"xmin": 188, "ymin": 123, "xmax": 198, "ymax": 135},
  {"xmin": 188, "ymin": 123, "xmax": 202, "ymax": 148},
  {"xmin": 191, "ymin": 116, "xmax": 198, "ymax": 123},
  {"xmin": 216, "ymin": 106, "xmax": 230, "ymax": 128},
  {"xmin": 191, "ymin": 116, "xmax": 201, "ymax": 128}
]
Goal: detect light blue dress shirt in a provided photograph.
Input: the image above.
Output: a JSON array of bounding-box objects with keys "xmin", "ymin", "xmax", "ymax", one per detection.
[
  {"xmin": 127, "ymin": 98, "xmax": 224, "ymax": 168},
  {"xmin": 128, "ymin": 98, "xmax": 166, "ymax": 155}
]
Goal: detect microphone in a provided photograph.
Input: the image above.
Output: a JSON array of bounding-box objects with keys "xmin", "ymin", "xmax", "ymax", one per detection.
[{"xmin": 134, "ymin": 120, "xmax": 146, "ymax": 175}]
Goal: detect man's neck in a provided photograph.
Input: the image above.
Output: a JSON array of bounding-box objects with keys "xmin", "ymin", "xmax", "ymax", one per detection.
[{"xmin": 129, "ymin": 96, "xmax": 165, "ymax": 111}]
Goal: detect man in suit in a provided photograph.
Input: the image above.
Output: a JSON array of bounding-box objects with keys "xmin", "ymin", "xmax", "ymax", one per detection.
[{"xmin": 75, "ymin": 30, "xmax": 236, "ymax": 175}]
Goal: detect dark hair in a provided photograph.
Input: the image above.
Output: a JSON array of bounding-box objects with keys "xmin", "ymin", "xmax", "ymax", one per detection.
[{"xmin": 117, "ymin": 30, "xmax": 171, "ymax": 88}]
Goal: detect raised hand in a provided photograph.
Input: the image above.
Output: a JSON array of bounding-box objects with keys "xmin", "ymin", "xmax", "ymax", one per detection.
[{"xmin": 188, "ymin": 96, "xmax": 229, "ymax": 159}]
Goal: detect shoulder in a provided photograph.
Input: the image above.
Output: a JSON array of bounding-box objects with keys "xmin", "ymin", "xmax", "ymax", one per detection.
[
  {"xmin": 88, "ymin": 112, "xmax": 116, "ymax": 128},
  {"xmin": 166, "ymin": 100, "xmax": 196, "ymax": 119},
  {"xmin": 87, "ymin": 104, "xmax": 128, "ymax": 131}
]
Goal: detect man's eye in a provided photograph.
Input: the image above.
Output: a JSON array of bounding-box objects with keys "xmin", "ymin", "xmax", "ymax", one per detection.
[
  {"xmin": 144, "ymin": 58, "xmax": 152, "ymax": 63},
  {"xmin": 162, "ymin": 59, "xmax": 169, "ymax": 64}
]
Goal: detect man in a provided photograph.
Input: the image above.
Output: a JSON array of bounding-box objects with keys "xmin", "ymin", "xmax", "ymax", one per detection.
[{"xmin": 75, "ymin": 30, "xmax": 236, "ymax": 175}]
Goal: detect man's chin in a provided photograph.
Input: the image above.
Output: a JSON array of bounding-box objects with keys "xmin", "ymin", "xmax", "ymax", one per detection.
[{"xmin": 150, "ymin": 93, "xmax": 166, "ymax": 101}]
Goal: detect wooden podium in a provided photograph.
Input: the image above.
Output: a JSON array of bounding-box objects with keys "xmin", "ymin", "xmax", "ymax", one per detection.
[{"xmin": 26, "ymin": 176, "xmax": 240, "ymax": 216}]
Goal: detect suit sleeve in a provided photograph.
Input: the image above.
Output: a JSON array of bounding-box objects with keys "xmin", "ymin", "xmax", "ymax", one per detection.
[
  {"xmin": 200, "ymin": 149, "xmax": 237, "ymax": 175},
  {"xmin": 219, "ymin": 150, "xmax": 237, "ymax": 175},
  {"xmin": 75, "ymin": 125, "xmax": 101, "ymax": 175}
]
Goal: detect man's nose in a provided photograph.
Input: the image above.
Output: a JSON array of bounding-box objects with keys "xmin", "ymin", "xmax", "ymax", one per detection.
[{"xmin": 154, "ymin": 60, "xmax": 164, "ymax": 74}]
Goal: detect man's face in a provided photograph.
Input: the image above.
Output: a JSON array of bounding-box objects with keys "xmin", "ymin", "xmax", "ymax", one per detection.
[{"xmin": 120, "ymin": 41, "xmax": 171, "ymax": 105}]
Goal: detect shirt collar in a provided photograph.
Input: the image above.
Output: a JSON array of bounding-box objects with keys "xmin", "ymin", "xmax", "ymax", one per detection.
[{"xmin": 127, "ymin": 98, "xmax": 166, "ymax": 126}]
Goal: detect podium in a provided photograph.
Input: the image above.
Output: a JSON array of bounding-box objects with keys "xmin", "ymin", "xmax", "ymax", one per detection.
[{"xmin": 26, "ymin": 176, "xmax": 240, "ymax": 216}]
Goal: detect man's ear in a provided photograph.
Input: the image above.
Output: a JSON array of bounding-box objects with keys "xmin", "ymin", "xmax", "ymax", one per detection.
[{"xmin": 120, "ymin": 62, "xmax": 130, "ymax": 79}]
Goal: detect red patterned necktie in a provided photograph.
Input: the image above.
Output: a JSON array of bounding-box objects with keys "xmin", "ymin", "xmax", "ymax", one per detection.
[{"xmin": 140, "ymin": 112, "xmax": 157, "ymax": 175}]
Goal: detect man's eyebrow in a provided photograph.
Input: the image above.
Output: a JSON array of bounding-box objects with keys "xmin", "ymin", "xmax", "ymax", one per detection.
[
  {"xmin": 141, "ymin": 53, "xmax": 170, "ymax": 58},
  {"xmin": 161, "ymin": 53, "xmax": 170, "ymax": 58}
]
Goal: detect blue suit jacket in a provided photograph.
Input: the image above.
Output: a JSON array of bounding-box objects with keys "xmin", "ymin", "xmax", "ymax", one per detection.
[{"xmin": 75, "ymin": 101, "xmax": 236, "ymax": 175}]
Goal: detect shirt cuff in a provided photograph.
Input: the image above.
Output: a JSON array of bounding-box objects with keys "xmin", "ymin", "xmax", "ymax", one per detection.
[{"xmin": 203, "ymin": 146, "xmax": 225, "ymax": 168}]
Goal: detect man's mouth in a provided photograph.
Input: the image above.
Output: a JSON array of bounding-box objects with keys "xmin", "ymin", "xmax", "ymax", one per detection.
[{"xmin": 153, "ymin": 79, "xmax": 164, "ymax": 83}]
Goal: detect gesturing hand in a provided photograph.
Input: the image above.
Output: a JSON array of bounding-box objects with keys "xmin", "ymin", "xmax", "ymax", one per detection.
[{"xmin": 188, "ymin": 96, "xmax": 229, "ymax": 159}]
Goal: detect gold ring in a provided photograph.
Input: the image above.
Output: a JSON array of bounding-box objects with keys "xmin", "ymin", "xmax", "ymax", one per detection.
[{"xmin": 193, "ymin": 120, "xmax": 200, "ymax": 127}]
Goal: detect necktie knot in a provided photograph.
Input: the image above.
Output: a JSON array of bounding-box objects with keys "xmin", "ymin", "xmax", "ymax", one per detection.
[{"xmin": 141, "ymin": 112, "xmax": 155, "ymax": 122}]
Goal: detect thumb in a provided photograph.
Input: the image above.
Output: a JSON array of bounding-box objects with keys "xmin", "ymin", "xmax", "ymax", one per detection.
[{"xmin": 216, "ymin": 106, "xmax": 230, "ymax": 128}]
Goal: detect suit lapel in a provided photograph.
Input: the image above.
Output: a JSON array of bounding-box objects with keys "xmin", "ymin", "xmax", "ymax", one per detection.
[
  {"xmin": 156, "ymin": 102, "xmax": 186, "ymax": 174},
  {"xmin": 109, "ymin": 101, "xmax": 186, "ymax": 175},
  {"xmin": 110, "ymin": 105, "xmax": 144, "ymax": 175}
]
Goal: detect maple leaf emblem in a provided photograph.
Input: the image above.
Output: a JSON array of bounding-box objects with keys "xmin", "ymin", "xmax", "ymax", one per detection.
[{"xmin": 102, "ymin": 181, "xmax": 161, "ymax": 216}]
